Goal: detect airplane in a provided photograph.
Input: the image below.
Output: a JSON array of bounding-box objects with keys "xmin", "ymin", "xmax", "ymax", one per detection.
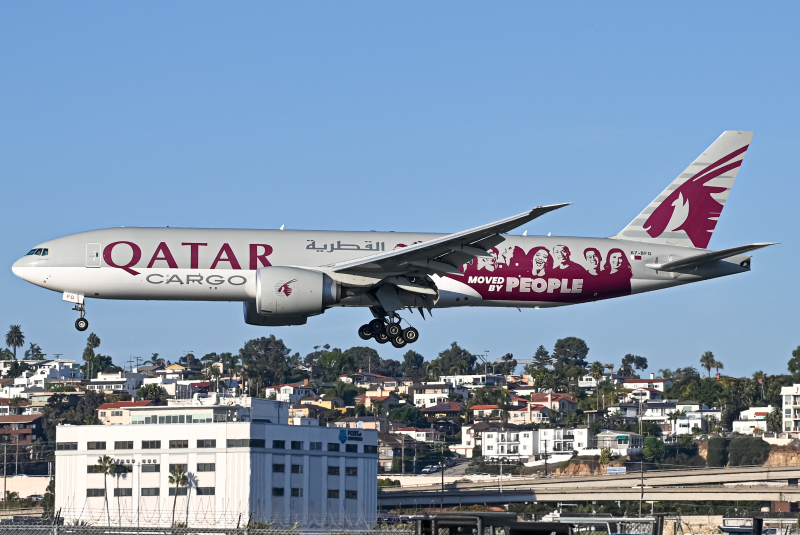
[{"xmin": 12, "ymin": 130, "xmax": 775, "ymax": 349}]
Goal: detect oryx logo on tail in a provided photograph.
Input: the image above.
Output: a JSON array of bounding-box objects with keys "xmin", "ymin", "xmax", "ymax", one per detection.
[{"xmin": 276, "ymin": 279, "xmax": 297, "ymax": 297}]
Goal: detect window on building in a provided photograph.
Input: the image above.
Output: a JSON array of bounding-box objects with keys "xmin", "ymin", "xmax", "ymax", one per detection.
[
  {"xmin": 272, "ymin": 488, "xmax": 284, "ymax": 497},
  {"xmin": 142, "ymin": 440, "xmax": 161, "ymax": 449},
  {"xmin": 272, "ymin": 440, "xmax": 286, "ymax": 449},
  {"xmin": 87, "ymin": 465, "xmax": 103, "ymax": 473},
  {"xmin": 327, "ymin": 489, "xmax": 339, "ymax": 499},
  {"xmin": 273, "ymin": 464, "xmax": 285, "ymax": 473},
  {"xmin": 487, "ymin": 446, "xmax": 493, "ymax": 451},
  {"xmin": 197, "ymin": 463, "xmax": 215, "ymax": 472},
  {"xmin": 114, "ymin": 441, "xmax": 133, "ymax": 450},
  {"xmin": 141, "ymin": 488, "xmax": 159, "ymax": 496},
  {"xmin": 364, "ymin": 445, "xmax": 377, "ymax": 454},
  {"xmin": 114, "ymin": 488, "xmax": 132, "ymax": 497},
  {"xmin": 345, "ymin": 467, "xmax": 358, "ymax": 476},
  {"xmin": 169, "ymin": 488, "xmax": 188, "ymax": 496},
  {"xmin": 86, "ymin": 489, "xmax": 104, "ymax": 497},
  {"xmin": 142, "ymin": 464, "xmax": 160, "ymax": 473},
  {"xmin": 327, "ymin": 443, "xmax": 340, "ymax": 452},
  {"xmin": 291, "ymin": 464, "xmax": 303, "ymax": 474},
  {"xmin": 115, "ymin": 465, "xmax": 132, "ymax": 474},
  {"xmin": 168, "ymin": 464, "xmax": 188, "ymax": 472},
  {"xmin": 345, "ymin": 444, "xmax": 358, "ymax": 453},
  {"xmin": 87, "ymin": 442, "xmax": 106, "ymax": 450},
  {"xmin": 310, "ymin": 442, "xmax": 323, "ymax": 451},
  {"xmin": 169, "ymin": 440, "xmax": 189, "ymax": 449},
  {"xmin": 345, "ymin": 490, "xmax": 358, "ymax": 499},
  {"xmin": 197, "ymin": 439, "xmax": 216, "ymax": 448},
  {"xmin": 291, "ymin": 440, "xmax": 303, "ymax": 450},
  {"xmin": 291, "ymin": 488, "xmax": 303, "ymax": 497},
  {"xmin": 327, "ymin": 466, "xmax": 340, "ymax": 475},
  {"xmin": 196, "ymin": 487, "xmax": 215, "ymax": 496}
]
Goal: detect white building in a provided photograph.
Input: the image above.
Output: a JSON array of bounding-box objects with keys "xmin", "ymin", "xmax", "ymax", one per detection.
[
  {"xmin": 621, "ymin": 374, "xmax": 672, "ymax": 392},
  {"xmin": 390, "ymin": 427, "xmax": 444, "ymax": 444},
  {"xmin": 54, "ymin": 396, "xmax": 378, "ymax": 529},
  {"xmin": 263, "ymin": 383, "xmax": 314, "ymax": 405},
  {"xmin": 578, "ymin": 372, "xmax": 622, "ymax": 391},
  {"xmin": 596, "ymin": 430, "xmax": 643, "ymax": 455},
  {"xmin": 732, "ymin": 406, "xmax": 773, "ymax": 434},
  {"xmin": 440, "ymin": 374, "xmax": 505, "ymax": 390},
  {"xmin": 87, "ymin": 372, "xmax": 146, "ymax": 397},
  {"xmin": 481, "ymin": 426, "xmax": 593, "ymax": 461},
  {"xmin": 142, "ymin": 376, "xmax": 178, "ymax": 396},
  {"xmin": 410, "ymin": 383, "xmax": 468, "ymax": 408},
  {"xmin": 782, "ymin": 385, "xmax": 800, "ymax": 433}
]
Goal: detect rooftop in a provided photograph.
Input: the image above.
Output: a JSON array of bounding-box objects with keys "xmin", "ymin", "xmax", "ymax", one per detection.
[{"xmin": 97, "ymin": 401, "xmax": 153, "ymax": 411}]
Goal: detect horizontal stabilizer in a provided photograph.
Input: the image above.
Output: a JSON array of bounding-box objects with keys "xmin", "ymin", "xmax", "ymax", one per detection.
[{"xmin": 645, "ymin": 242, "xmax": 777, "ymax": 272}]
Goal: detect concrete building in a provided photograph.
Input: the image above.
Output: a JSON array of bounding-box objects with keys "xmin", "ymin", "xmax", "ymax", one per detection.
[
  {"xmin": 0, "ymin": 414, "xmax": 44, "ymax": 445},
  {"xmin": 97, "ymin": 401, "xmax": 153, "ymax": 425},
  {"xmin": 782, "ymin": 385, "xmax": 800, "ymax": 433},
  {"xmin": 440, "ymin": 374, "xmax": 505, "ymax": 390},
  {"xmin": 481, "ymin": 426, "xmax": 593, "ymax": 461},
  {"xmin": 54, "ymin": 396, "xmax": 378, "ymax": 528}
]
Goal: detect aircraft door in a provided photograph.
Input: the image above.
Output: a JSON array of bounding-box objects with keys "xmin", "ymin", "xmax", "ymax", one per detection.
[{"xmin": 86, "ymin": 243, "xmax": 101, "ymax": 268}]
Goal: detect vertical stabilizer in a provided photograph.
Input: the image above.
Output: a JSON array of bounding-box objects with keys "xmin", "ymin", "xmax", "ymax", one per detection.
[{"xmin": 613, "ymin": 130, "xmax": 753, "ymax": 249}]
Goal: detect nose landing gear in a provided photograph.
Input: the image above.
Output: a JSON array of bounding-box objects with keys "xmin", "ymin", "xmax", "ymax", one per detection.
[
  {"xmin": 73, "ymin": 304, "xmax": 89, "ymax": 332},
  {"xmin": 357, "ymin": 314, "xmax": 419, "ymax": 347}
]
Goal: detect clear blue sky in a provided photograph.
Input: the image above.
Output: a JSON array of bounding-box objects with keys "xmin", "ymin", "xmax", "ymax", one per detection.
[{"xmin": 1, "ymin": 3, "xmax": 797, "ymax": 376}]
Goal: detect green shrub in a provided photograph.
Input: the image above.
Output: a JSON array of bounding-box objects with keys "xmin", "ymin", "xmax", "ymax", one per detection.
[
  {"xmin": 707, "ymin": 437, "xmax": 729, "ymax": 467},
  {"xmin": 728, "ymin": 436, "xmax": 770, "ymax": 466}
]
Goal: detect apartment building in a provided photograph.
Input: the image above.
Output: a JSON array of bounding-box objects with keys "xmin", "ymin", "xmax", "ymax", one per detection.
[
  {"xmin": 87, "ymin": 372, "xmax": 146, "ymax": 396},
  {"xmin": 440, "ymin": 374, "xmax": 505, "ymax": 390},
  {"xmin": 97, "ymin": 401, "xmax": 153, "ymax": 425},
  {"xmin": 411, "ymin": 383, "xmax": 467, "ymax": 408},
  {"xmin": 55, "ymin": 397, "xmax": 378, "ymax": 529}
]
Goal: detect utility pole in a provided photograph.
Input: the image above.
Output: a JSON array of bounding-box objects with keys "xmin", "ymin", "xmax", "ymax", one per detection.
[
  {"xmin": 401, "ymin": 434, "xmax": 405, "ymax": 475},
  {"xmin": 3, "ymin": 445, "xmax": 6, "ymax": 507},
  {"xmin": 499, "ymin": 459, "xmax": 503, "ymax": 493},
  {"xmin": 440, "ymin": 443, "xmax": 444, "ymax": 509},
  {"xmin": 15, "ymin": 443, "xmax": 18, "ymax": 476},
  {"xmin": 543, "ymin": 440, "xmax": 549, "ymax": 477},
  {"xmin": 639, "ymin": 459, "xmax": 644, "ymax": 517}
]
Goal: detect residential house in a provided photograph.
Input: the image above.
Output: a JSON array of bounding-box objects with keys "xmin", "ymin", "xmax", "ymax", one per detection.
[
  {"xmin": 0, "ymin": 414, "xmax": 44, "ymax": 445},
  {"xmin": 87, "ymin": 371, "xmax": 146, "ymax": 397},
  {"xmin": 328, "ymin": 416, "xmax": 389, "ymax": 433},
  {"xmin": 390, "ymin": 426, "xmax": 445, "ymax": 445},
  {"xmin": 97, "ymin": 400, "xmax": 153, "ymax": 425},
  {"xmin": 469, "ymin": 405, "xmax": 502, "ymax": 422},
  {"xmin": 732, "ymin": 406, "xmax": 774, "ymax": 434},
  {"xmin": 0, "ymin": 399, "xmax": 29, "ymax": 417},
  {"xmin": 353, "ymin": 393, "xmax": 401, "ymax": 413},
  {"xmin": 299, "ymin": 394, "xmax": 345, "ymax": 412},
  {"xmin": 596, "ymin": 430, "xmax": 643, "ymax": 455},
  {"xmin": 621, "ymin": 374, "xmax": 673, "ymax": 392},
  {"xmin": 578, "ymin": 371, "xmax": 623, "ymax": 391},
  {"xmin": 411, "ymin": 383, "xmax": 467, "ymax": 408},
  {"xmin": 538, "ymin": 428, "xmax": 593, "ymax": 455},
  {"xmin": 142, "ymin": 375, "xmax": 179, "ymax": 396},
  {"xmin": 290, "ymin": 403, "xmax": 330, "ymax": 422},
  {"xmin": 623, "ymin": 387, "xmax": 664, "ymax": 403},
  {"xmin": 440, "ymin": 374, "xmax": 505, "ymax": 390},
  {"xmin": 673, "ymin": 403, "xmax": 721, "ymax": 434},
  {"xmin": 451, "ymin": 423, "xmax": 482, "ymax": 458},
  {"xmin": 481, "ymin": 424, "xmax": 526, "ymax": 459},
  {"xmin": 262, "ymin": 381, "xmax": 314, "ymax": 404},
  {"xmin": 420, "ymin": 402, "xmax": 463, "ymax": 423},
  {"xmin": 529, "ymin": 393, "xmax": 578, "ymax": 416},
  {"xmin": 378, "ymin": 432, "xmax": 430, "ymax": 472},
  {"xmin": 508, "ymin": 404, "xmax": 550, "ymax": 425}
]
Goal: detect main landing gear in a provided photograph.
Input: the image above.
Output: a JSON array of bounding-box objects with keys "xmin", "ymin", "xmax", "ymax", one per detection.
[
  {"xmin": 358, "ymin": 317, "xmax": 419, "ymax": 349},
  {"xmin": 73, "ymin": 304, "xmax": 89, "ymax": 332}
]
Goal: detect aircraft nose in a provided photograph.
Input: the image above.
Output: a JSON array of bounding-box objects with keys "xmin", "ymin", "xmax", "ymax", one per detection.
[{"xmin": 11, "ymin": 258, "xmax": 24, "ymax": 279}]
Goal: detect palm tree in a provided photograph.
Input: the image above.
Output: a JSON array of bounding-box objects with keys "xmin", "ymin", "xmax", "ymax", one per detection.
[
  {"xmin": 699, "ymin": 351, "xmax": 715, "ymax": 377},
  {"xmin": 658, "ymin": 368, "xmax": 672, "ymax": 379},
  {"xmin": 713, "ymin": 359, "xmax": 724, "ymax": 377},
  {"xmin": 752, "ymin": 371, "xmax": 766, "ymax": 400},
  {"xmin": 589, "ymin": 361, "xmax": 605, "ymax": 410},
  {"xmin": 169, "ymin": 465, "xmax": 188, "ymax": 527},
  {"xmin": 24, "ymin": 343, "xmax": 43, "ymax": 360},
  {"xmin": 5, "ymin": 326, "xmax": 24, "ymax": 361},
  {"xmin": 97, "ymin": 455, "xmax": 116, "ymax": 526}
]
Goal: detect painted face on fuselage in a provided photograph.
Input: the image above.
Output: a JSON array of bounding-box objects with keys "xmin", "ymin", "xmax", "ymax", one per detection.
[
  {"xmin": 554, "ymin": 246, "xmax": 568, "ymax": 265},
  {"xmin": 586, "ymin": 251, "xmax": 599, "ymax": 271},
  {"xmin": 533, "ymin": 250, "xmax": 549, "ymax": 271},
  {"xmin": 609, "ymin": 252, "xmax": 623, "ymax": 274}
]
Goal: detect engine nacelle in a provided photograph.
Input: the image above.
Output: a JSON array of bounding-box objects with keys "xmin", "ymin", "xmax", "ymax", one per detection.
[{"xmin": 246, "ymin": 267, "xmax": 339, "ymax": 326}]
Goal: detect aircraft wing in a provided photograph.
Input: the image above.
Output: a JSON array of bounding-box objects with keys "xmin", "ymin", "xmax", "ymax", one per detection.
[
  {"xmin": 332, "ymin": 203, "xmax": 570, "ymax": 276},
  {"xmin": 645, "ymin": 242, "xmax": 777, "ymax": 272}
]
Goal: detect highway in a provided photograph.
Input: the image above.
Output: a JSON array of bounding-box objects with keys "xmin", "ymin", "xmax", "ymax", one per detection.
[{"xmin": 378, "ymin": 465, "xmax": 800, "ymax": 507}]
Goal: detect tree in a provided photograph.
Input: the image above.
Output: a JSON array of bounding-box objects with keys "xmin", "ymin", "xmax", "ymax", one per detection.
[
  {"xmin": 642, "ymin": 436, "xmax": 666, "ymax": 464},
  {"xmin": 239, "ymin": 336, "xmax": 292, "ymax": 392},
  {"xmin": 5, "ymin": 361, "xmax": 30, "ymax": 379},
  {"xmin": 620, "ymin": 354, "xmax": 647, "ymax": 377},
  {"xmin": 552, "ymin": 337, "xmax": 589, "ymax": 369},
  {"xmin": 766, "ymin": 406, "xmax": 783, "ymax": 433},
  {"xmin": 24, "ymin": 343, "xmax": 43, "ymax": 360},
  {"xmin": 700, "ymin": 351, "xmax": 715, "ymax": 377},
  {"xmin": 599, "ymin": 447, "xmax": 611, "ymax": 464},
  {"xmin": 137, "ymin": 384, "xmax": 168, "ymax": 404},
  {"xmin": 789, "ymin": 347, "xmax": 800, "ymax": 382},
  {"xmin": 323, "ymin": 381, "xmax": 361, "ymax": 406},
  {"xmin": 81, "ymin": 333, "xmax": 102, "ymax": 379},
  {"xmin": 342, "ymin": 346, "xmax": 380, "ymax": 374},
  {"xmin": 589, "ymin": 361, "xmax": 605, "ymax": 409},
  {"xmin": 532, "ymin": 345, "xmax": 554, "ymax": 369},
  {"xmin": 97, "ymin": 454, "xmax": 116, "ymax": 526},
  {"xmin": 389, "ymin": 406, "xmax": 428, "ymax": 428},
  {"xmin": 494, "ymin": 353, "xmax": 518, "ymax": 376},
  {"xmin": 169, "ymin": 465, "xmax": 189, "ymax": 526},
  {"xmin": 401, "ymin": 350, "xmax": 424, "ymax": 379},
  {"xmin": 432, "ymin": 342, "xmax": 475, "ymax": 376},
  {"xmin": 5, "ymin": 326, "xmax": 24, "ymax": 361}
]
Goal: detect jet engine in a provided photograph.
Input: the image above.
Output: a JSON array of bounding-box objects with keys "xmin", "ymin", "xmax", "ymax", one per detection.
[{"xmin": 243, "ymin": 267, "xmax": 340, "ymax": 326}]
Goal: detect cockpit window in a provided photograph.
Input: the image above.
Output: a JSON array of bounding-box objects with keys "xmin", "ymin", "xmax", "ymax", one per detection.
[
  {"xmin": 27, "ymin": 249, "xmax": 37, "ymax": 256},
  {"xmin": 26, "ymin": 249, "xmax": 47, "ymax": 256},
  {"xmin": 41, "ymin": 249, "xmax": 48, "ymax": 256}
]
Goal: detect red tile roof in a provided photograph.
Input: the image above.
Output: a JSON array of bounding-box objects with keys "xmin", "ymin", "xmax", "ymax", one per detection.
[
  {"xmin": 469, "ymin": 405, "xmax": 499, "ymax": 411},
  {"xmin": 421, "ymin": 402, "xmax": 462, "ymax": 412},
  {"xmin": 97, "ymin": 401, "xmax": 153, "ymax": 411},
  {"xmin": 0, "ymin": 415, "xmax": 42, "ymax": 423}
]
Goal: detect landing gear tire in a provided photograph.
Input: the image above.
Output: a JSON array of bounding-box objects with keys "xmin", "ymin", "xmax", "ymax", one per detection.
[
  {"xmin": 75, "ymin": 318, "xmax": 89, "ymax": 332},
  {"xmin": 402, "ymin": 327, "xmax": 419, "ymax": 343},
  {"xmin": 386, "ymin": 322, "xmax": 402, "ymax": 337},
  {"xmin": 358, "ymin": 324, "xmax": 373, "ymax": 340},
  {"xmin": 391, "ymin": 335, "xmax": 407, "ymax": 349},
  {"xmin": 375, "ymin": 330, "xmax": 390, "ymax": 344},
  {"xmin": 369, "ymin": 319, "xmax": 385, "ymax": 335}
]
